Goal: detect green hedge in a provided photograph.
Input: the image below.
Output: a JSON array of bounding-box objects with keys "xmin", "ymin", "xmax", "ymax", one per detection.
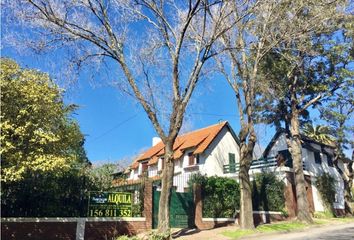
[
  {"xmin": 252, "ymin": 172, "xmax": 285, "ymax": 211},
  {"xmin": 189, "ymin": 172, "xmax": 285, "ymax": 218}
]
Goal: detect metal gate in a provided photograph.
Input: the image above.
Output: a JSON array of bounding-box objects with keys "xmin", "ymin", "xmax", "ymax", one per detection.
[{"xmin": 153, "ymin": 188, "xmax": 195, "ymax": 229}]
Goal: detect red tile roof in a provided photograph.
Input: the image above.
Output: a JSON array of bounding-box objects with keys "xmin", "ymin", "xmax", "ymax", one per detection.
[{"xmin": 131, "ymin": 121, "xmax": 230, "ymax": 167}]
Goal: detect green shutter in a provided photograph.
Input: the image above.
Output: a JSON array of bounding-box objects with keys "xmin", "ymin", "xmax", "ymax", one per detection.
[{"xmin": 229, "ymin": 153, "xmax": 236, "ymax": 173}]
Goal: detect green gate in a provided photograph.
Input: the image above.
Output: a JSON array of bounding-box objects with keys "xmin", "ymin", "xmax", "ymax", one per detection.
[{"xmin": 153, "ymin": 188, "xmax": 195, "ymax": 229}]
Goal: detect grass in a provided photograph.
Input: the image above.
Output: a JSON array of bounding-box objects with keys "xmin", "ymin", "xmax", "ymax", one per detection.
[
  {"xmin": 221, "ymin": 220, "xmax": 321, "ymax": 239},
  {"xmin": 221, "ymin": 216, "xmax": 354, "ymax": 239}
]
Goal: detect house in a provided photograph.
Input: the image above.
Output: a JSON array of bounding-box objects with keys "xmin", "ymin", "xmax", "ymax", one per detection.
[
  {"xmin": 260, "ymin": 129, "xmax": 345, "ymax": 216},
  {"xmin": 123, "ymin": 121, "xmax": 240, "ymax": 192},
  {"xmin": 120, "ymin": 123, "xmax": 346, "ymax": 216}
]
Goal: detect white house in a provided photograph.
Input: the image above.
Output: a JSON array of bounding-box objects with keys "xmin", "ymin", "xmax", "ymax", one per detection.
[
  {"xmin": 124, "ymin": 121, "xmax": 240, "ymax": 192},
  {"xmin": 260, "ymin": 130, "xmax": 345, "ymax": 215},
  {"xmin": 121, "ymin": 124, "xmax": 346, "ymax": 216}
]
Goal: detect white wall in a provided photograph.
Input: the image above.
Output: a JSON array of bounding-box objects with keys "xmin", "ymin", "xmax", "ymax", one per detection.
[
  {"xmin": 148, "ymin": 165, "xmax": 158, "ymax": 177},
  {"xmin": 199, "ymin": 127, "xmax": 240, "ymax": 176},
  {"xmin": 266, "ymin": 132, "xmax": 344, "ymax": 211}
]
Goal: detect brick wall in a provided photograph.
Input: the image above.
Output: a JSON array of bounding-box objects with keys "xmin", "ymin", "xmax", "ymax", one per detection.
[{"xmin": 1, "ymin": 222, "xmax": 76, "ymax": 240}]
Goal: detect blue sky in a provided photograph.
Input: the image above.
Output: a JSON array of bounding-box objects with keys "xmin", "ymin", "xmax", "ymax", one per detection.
[
  {"xmin": 2, "ymin": 46, "xmax": 276, "ymax": 165},
  {"xmin": 7, "ymin": 42, "xmax": 352, "ymax": 165}
]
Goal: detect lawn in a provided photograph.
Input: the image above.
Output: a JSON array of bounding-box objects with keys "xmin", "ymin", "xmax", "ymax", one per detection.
[
  {"xmin": 221, "ymin": 220, "xmax": 320, "ymax": 239},
  {"xmin": 221, "ymin": 217, "xmax": 354, "ymax": 239}
]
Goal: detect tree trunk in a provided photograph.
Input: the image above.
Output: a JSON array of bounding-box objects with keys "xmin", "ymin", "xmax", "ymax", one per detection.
[
  {"xmin": 288, "ymin": 112, "xmax": 313, "ymax": 223},
  {"xmin": 157, "ymin": 141, "xmax": 175, "ymax": 236},
  {"xmin": 239, "ymin": 142, "xmax": 255, "ymax": 229}
]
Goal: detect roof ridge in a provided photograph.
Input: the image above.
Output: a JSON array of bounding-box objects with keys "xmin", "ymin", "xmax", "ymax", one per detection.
[{"xmin": 177, "ymin": 121, "xmax": 228, "ymax": 137}]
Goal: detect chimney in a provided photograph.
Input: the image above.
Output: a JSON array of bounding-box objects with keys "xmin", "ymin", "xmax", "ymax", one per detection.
[{"xmin": 152, "ymin": 137, "xmax": 162, "ymax": 146}]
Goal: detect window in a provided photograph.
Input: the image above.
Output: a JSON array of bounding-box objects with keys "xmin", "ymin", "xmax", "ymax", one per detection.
[
  {"xmin": 141, "ymin": 162, "xmax": 148, "ymax": 173},
  {"xmin": 278, "ymin": 150, "xmax": 293, "ymax": 168},
  {"xmin": 327, "ymin": 155, "xmax": 334, "ymax": 167},
  {"xmin": 314, "ymin": 152, "xmax": 321, "ymax": 164},
  {"xmin": 229, "ymin": 153, "xmax": 236, "ymax": 173},
  {"xmin": 188, "ymin": 152, "xmax": 195, "ymax": 165},
  {"xmin": 160, "ymin": 158, "xmax": 164, "ymax": 170}
]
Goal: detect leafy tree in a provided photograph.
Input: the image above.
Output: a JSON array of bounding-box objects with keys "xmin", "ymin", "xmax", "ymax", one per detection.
[
  {"xmin": 257, "ymin": 2, "xmax": 352, "ymax": 223},
  {"xmin": 1, "ymin": 58, "xmax": 90, "ymax": 217},
  {"xmin": 302, "ymin": 124, "xmax": 334, "ymax": 146},
  {"xmin": 1, "ymin": 58, "xmax": 88, "ymax": 182},
  {"xmin": 319, "ymin": 84, "xmax": 354, "ymax": 215},
  {"xmin": 88, "ymin": 163, "xmax": 117, "ymax": 191},
  {"xmin": 216, "ymin": 0, "xmax": 349, "ymax": 226}
]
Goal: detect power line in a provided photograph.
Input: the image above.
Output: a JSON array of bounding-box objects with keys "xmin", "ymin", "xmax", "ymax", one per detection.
[
  {"xmin": 189, "ymin": 112, "xmax": 237, "ymax": 117},
  {"xmin": 90, "ymin": 113, "xmax": 139, "ymax": 142}
]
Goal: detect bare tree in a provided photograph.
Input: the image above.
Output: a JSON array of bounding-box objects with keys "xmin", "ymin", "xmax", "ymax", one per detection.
[
  {"xmin": 214, "ymin": 0, "xmax": 349, "ymax": 227},
  {"xmin": 4, "ymin": 0, "xmax": 248, "ymax": 234}
]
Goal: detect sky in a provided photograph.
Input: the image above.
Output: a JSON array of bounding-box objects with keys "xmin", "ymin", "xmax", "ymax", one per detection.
[
  {"xmin": 3, "ymin": 6, "xmax": 352, "ymax": 165},
  {"xmin": 2, "ymin": 46, "xmax": 276, "ymax": 165}
]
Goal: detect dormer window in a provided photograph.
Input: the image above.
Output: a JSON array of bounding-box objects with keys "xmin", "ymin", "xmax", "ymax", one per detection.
[
  {"xmin": 188, "ymin": 152, "xmax": 199, "ymax": 165},
  {"xmin": 141, "ymin": 162, "xmax": 148, "ymax": 174}
]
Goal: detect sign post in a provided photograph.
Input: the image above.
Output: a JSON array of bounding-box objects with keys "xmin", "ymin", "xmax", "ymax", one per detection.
[{"xmin": 88, "ymin": 191, "xmax": 132, "ymax": 217}]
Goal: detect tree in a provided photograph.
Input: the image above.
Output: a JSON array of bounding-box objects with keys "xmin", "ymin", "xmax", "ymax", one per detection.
[
  {"xmin": 1, "ymin": 58, "xmax": 88, "ymax": 182},
  {"xmin": 302, "ymin": 124, "xmax": 334, "ymax": 146},
  {"xmin": 1, "ymin": 58, "xmax": 90, "ymax": 217},
  {"xmin": 214, "ymin": 0, "xmax": 348, "ymax": 227},
  {"xmin": 319, "ymin": 84, "xmax": 354, "ymax": 215},
  {"xmin": 4, "ymin": 0, "xmax": 241, "ymax": 234},
  {"xmin": 257, "ymin": 1, "xmax": 352, "ymax": 223},
  {"xmin": 88, "ymin": 163, "xmax": 117, "ymax": 191}
]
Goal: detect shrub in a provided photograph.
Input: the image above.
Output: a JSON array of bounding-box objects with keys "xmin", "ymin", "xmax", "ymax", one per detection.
[
  {"xmin": 189, "ymin": 174, "xmax": 240, "ymax": 218},
  {"xmin": 252, "ymin": 172, "xmax": 285, "ymax": 211},
  {"xmin": 115, "ymin": 235, "xmax": 140, "ymax": 240},
  {"xmin": 189, "ymin": 172, "xmax": 285, "ymax": 217},
  {"xmin": 315, "ymin": 173, "xmax": 336, "ymax": 215}
]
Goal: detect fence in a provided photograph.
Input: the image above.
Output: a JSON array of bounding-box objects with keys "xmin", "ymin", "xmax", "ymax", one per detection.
[
  {"xmin": 223, "ymin": 157, "xmax": 308, "ymax": 174},
  {"xmin": 2, "ymin": 178, "xmax": 293, "ymax": 239},
  {"xmin": 1, "ymin": 181, "xmax": 153, "ymax": 240}
]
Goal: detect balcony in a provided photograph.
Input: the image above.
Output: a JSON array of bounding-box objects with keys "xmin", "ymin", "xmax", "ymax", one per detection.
[
  {"xmin": 223, "ymin": 157, "xmax": 307, "ymax": 174},
  {"xmin": 223, "ymin": 157, "xmax": 277, "ymax": 174}
]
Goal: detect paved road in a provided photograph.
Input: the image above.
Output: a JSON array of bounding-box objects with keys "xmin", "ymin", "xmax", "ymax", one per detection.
[{"xmin": 248, "ymin": 222, "xmax": 354, "ymax": 240}]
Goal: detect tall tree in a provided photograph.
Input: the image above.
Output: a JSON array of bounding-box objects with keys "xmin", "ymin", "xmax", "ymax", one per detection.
[
  {"xmin": 1, "ymin": 58, "xmax": 90, "ymax": 217},
  {"xmin": 4, "ymin": 0, "xmax": 242, "ymax": 233},
  {"xmin": 257, "ymin": 1, "xmax": 352, "ymax": 223},
  {"xmin": 214, "ymin": 0, "xmax": 348, "ymax": 227},
  {"xmin": 320, "ymin": 85, "xmax": 354, "ymax": 215},
  {"xmin": 1, "ymin": 58, "xmax": 88, "ymax": 182}
]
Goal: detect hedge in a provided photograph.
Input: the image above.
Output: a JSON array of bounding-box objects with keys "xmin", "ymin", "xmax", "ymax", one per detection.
[{"xmin": 189, "ymin": 172, "xmax": 285, "ymax": 218}]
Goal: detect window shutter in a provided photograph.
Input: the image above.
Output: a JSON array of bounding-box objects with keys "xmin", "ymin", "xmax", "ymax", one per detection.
[{"xmin": 229, "ymin": 153, "xmax": 236, "ymax": 173}]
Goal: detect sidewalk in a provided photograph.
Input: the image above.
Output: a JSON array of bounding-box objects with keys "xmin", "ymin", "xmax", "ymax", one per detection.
[{"xmin": 172, "ymin": 220, "xmax": 354, "ymax": 240}]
